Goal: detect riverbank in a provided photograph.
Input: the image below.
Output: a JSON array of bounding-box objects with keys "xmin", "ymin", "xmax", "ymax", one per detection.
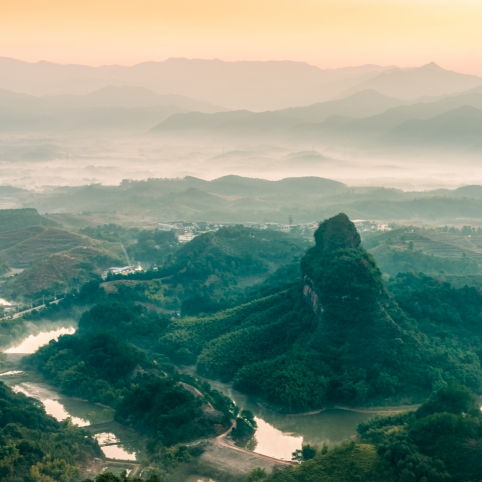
[{"xmin": 0, "ymin": 326, "xmax": 419, "ymax": 480}]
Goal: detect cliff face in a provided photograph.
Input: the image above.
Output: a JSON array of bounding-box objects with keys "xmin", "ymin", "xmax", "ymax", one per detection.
[
  {"xmin": 302, "ymin": 275, "xmax": 323, "ymax": 316},
  {"xmin": 301, "ymin": 213, "xmax": 385, "ymax": 324}
]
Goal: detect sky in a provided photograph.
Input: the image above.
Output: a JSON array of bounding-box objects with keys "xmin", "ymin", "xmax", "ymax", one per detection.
[{"xmin": 1, "ymin": 0, "xmax": 482, "ymax": 73}]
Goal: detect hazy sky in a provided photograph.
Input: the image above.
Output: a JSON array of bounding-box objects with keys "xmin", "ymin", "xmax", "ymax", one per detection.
[{"xmin": 2, "ymin": 0, "xmax": 482, "ymax": 73}]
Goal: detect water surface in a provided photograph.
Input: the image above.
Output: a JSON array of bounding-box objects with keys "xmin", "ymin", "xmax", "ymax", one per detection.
[
  {"xmin": 4, "ymin": 326, "xmax": 75, "ymax": 353},
  {"xmin": 94, "ymin": 433, "xmax": 137, "ymax": 461},
  {"xmin": 12, "ymin": 382, "xmax": 90, "ymax": 426},
  {"xmin": 201, "ymin": 377, "xmax": 377, "ymax": 460}
]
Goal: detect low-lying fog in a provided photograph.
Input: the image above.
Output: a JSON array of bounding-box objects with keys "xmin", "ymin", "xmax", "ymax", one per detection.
[{"xmin": 1, "ymin": 133, "xmax": 481, "ymax": 191}]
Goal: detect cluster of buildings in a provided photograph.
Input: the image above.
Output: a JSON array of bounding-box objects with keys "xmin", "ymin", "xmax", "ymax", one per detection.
[
  {"xmin": 155, "ymin": 219, "xmax": 392, "ymax": 245},
  {"xmin": 102, "ymin": 264, "xmax": 143, "ymax": 279}
]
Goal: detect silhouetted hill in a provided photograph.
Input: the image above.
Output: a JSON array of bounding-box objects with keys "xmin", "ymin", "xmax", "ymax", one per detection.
[
  {"xmin": 347, "ymin": 62, "xmax": 482, "ymax": 99},
  {"xmin": 20, "ymin": 177, "xmax": 482, "ymax": 224},
  {"xmin": 385, "ymin": 105, "xmax": 482, "ymax": 146},
  {"xmin": 151, "ymin": 90, "xmax": 403, "ymax": 133},
  {"xmin": 0, "ymin": 86, "xmax": 221, "ymax": 132},
  {"xmin": 0, "ymin": 57, "xmax": 394, "ymax": 109}
]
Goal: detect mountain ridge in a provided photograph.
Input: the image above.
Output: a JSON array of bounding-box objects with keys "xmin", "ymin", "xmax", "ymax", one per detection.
[{"xmin": 2, "ymin": 57, "xmax": 477, "ymax": 110}]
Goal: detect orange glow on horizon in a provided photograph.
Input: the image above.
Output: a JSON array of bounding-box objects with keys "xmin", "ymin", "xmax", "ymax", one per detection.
[{"xmin": 1, "ymin": 0, "xmax": 482, "ymax": 75}]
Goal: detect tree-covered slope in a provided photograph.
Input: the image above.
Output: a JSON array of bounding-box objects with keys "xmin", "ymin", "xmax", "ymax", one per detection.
[
  {"xmin": 0, "ymin": 208, "xmax": 56, "ymax": 233},
  {"xmin": 258, "ymin": 386, "xmax": 482, "ymax": 482},
  {"xmin": 0, "ymin": 381, "xmax": 101, "ymax": 481},
  {"xmin": 0, "ymin": 224, "xmax": 123, "ymax": 299},
  {"xmin": 161, "ymin": 214, "xmax": 482, "ymax": 409},
  {"xmin": 364, "ymin": 226, "xmax": 482, "ymax": 277},
  {"xmin": 26, "ymin": 310, "xmax": 235, "ymax": 457},
  {"xmin": 110, "ymin": 225, "xmax": 309, "ymax": 315}
]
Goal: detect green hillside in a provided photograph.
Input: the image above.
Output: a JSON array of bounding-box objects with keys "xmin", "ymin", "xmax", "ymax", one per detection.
[
  {"xmin": 260, "ymin": 386, "xmax": 482, "ymax": 482},
  {"xmin": 101, "ymin": 225, "xmax": 308, "ymax": 316},
  {"xmin": 160, "ymin": 214, "xmax": 482, "ymax": 409},
  {"xmin": 0, "ymin": 208, "xmax": 55, "ymax": 232},
  {"xmin": 0, "ymin": 226, "xmax": 97, "ymax": 267},
  {"xmin": 162, "ymin": 225, "xmax": 308, "ymax": 314},
  {"xmin": 364, "ymin": 226, "xmax": 482, "ymax": 277},
  {"xmin": 0, "ymin": 223, "xmax": 123, "ymax": 299},
  {"xmin": 0, "ymin": 381, "xmax": 101, "ymax": 480},
  {"xmin": 3, "ymin": 245, "xmax": 121, "ymax": 298}
]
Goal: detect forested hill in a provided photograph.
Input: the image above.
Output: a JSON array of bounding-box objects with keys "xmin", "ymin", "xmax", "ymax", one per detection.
[
  {"xmin": 160, "ymin": 225, "xmax": 308, "ymax": 314},
  {"xmin": 161, "ymin": 213, "xmax": 482, "ymax": 409},
  {"xmin": 0, "ymin": 207, "xmax": 55, "ymax": 232},
  {"xmin": 0, "ymin": 381, "xmax": 101, "ymax": 480},
  {"xmin": 9, "ymin": 176, "xmax": 482, "ymax": 224}
]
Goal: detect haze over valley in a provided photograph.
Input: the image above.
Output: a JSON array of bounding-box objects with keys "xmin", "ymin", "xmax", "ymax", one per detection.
[
  {"xmin": 3, "ymin": 1, "xmax": 482, "ymax": 481},
  {"xmin": 2, "ymin": 58, "xmax": 482, "ymax": 190}
]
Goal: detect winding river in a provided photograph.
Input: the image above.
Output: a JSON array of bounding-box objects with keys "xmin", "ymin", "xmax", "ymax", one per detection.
[
  {"xmin": 198, "ymin": 377, "xmax": 376, "ymax": 460},
  {"xmin": 1, "ymin": 326, "xmax": 137, "ymax": 462},
  {"xmin": 1, "ymin": 326, "xmax": 382, "ymax": 463}
]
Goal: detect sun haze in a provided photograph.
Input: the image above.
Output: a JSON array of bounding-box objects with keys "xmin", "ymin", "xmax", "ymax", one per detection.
[{"xmin": 1, "ymin": 0, "xmax": 482, "ymax": 73}]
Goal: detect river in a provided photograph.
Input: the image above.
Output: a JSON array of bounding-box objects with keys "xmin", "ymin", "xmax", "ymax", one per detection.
[
  {"xmin": 1, "ymin": 326, "xmax": 383, "ymax": 463},
  {"xmin": 199, "ymin": 377, "xmax": 377, "ymax": 461},
  {"xmin": 1, "ymin": 325, "xmax": 137, "ymax": 462}
]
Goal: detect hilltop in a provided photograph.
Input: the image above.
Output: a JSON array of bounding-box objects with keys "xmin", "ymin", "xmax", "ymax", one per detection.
[
  {"xmin": 0, "ymin": 208, "xmax": 55, "ymax": 232},
  {"xmin": 101, "ymin": 225, "xmax": 309, "ymax": 316}
]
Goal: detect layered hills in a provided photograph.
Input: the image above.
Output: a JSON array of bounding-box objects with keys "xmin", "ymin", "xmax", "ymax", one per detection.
[
  {"xmin": 0, "ymin": 209, "xmax": 123, "ymax": 299},
  {"xmin": 13, "ymin": 175, "xmax": 482, "ymax": 225},
  {"xmin": 1, "ymin": 58, "xmax": 479, "ymax": 110},
  {"xmin": 0, "ymin": 85, "xmax": 221, "ymax": 133}
]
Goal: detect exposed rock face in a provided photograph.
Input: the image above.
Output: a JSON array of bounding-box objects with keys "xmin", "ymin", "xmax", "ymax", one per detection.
[
  {"xmin": 302, "ymin": 275, "xmax": 323, "ymax": 316},
  {"xmin": 301, "ymin": 212, "xmax": 384, "ymax": 322}
]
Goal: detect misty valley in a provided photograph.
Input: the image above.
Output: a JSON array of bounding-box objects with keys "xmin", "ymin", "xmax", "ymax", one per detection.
[{"xmin": 2, "ymin": 56, "xmax": 482, "ymax": 482}]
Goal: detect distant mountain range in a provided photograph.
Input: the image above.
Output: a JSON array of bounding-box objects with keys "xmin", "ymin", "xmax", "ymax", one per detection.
[
  {"xmin": 152, "ymin": 81, "xmax": 482, "ymax": 151},
  {"xmin": 151, "ymin": 90, "xmax": 404, "ymax": 133},
  {"xmin": 0, "ymin": 85, "xmax": 221, "ymax": 132},
  {"xmin": 5, "ymin": 175, "xmax": 482, "ymax": 224},
  {"xmin": 2, "ymin": 57, "xmax": 482, "ymax": 152},
  {"xmin": 343, "ymin": 62, "xmax": 482, "ymax": 99},
  {"xmin": 1, "ymin": 57, "xmax": 480, "ymax": 111}
]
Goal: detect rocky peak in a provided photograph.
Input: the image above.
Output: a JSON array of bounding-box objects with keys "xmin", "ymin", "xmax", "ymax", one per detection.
[{"xmin": 313, "ymin": 213, "xmax": 361, "ymax": 253}]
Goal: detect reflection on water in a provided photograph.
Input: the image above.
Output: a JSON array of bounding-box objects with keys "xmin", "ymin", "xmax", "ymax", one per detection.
[
  {"xmin": 12, "ymin": 382, "xmax": 90, "ymax": 426},
  {"xmin": 94, "ymin": 432, "xmax": 137, "ymax": 461},
  {"xmin": 253, "ymin": 417, "xmax": 302, "ymax": 460},
  {"xmin": 199, "ymin": 376, "xmax": 376, "ymax": 460},
  {"xmin": 4, "ymin": 327, "xmax": 75, "ymax": 353},
  {"xmin": 4, "ymin": 328, "xmax": 138, "ymax": 462},
  {"xmin": 10, "ymin": 380, "xmax": 136, "ymax": 460}
]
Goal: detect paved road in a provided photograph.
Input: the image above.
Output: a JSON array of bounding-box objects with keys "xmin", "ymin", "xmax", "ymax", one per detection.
[{"xmin": 1, "ymin": 298, "xmax": 63, "ymax": 320}]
